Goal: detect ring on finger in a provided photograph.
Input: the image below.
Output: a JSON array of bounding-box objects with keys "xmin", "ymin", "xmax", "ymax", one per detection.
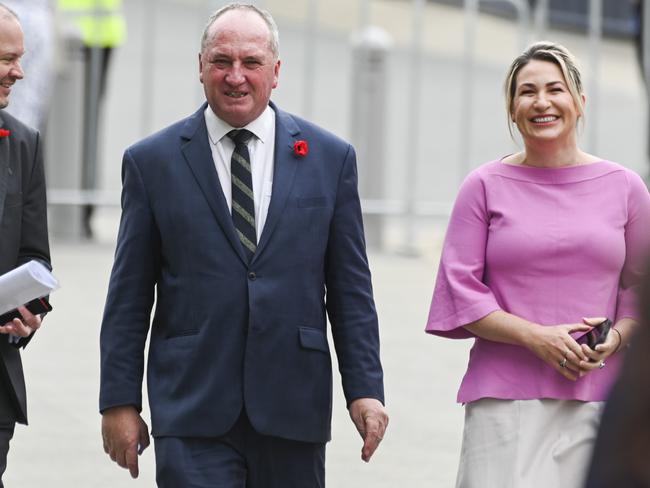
[
  {"xmin": 599, "ymin": 361, "xmax": 606, "ymax": 369},
  {"xmin": 559, "ymin": 357, "xmax": 567, "ymax": 368}
]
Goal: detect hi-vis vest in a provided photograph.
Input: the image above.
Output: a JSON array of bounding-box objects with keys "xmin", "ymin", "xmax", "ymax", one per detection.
[{"xmin": 58, "ymin": 0, "xmax": 126, "ymax": 48}]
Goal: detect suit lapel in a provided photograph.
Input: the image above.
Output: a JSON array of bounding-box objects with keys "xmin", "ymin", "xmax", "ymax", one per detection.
[
  {"xmin": 0, "ymin": 116, "xmax": 10, "ymax": 226},
  {"xmin": 180, "ymin": 105, "xmax": 247, "ymax": 264},
  {"xmin": 254, "ymin": 104, "xmax": 300, "ymax": 259}
]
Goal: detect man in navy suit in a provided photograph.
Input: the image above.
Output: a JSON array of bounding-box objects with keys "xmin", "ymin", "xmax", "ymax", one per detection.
[
  {"xmin": 0, "ymin": 4, "xmax": 51, "ymax": 486},
  {"xmin": 99, "ymin": 3, "xmax": 388, "ymax": 486}
]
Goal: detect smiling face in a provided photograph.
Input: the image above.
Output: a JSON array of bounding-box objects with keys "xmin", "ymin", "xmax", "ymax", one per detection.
[
  {"xmin": 199, "ymin": 9, "xmax": 280, "ymax": 128},
  {"xmin": 510, "ymin": 59, "xmax": 584, "ymax": 146},
  {"xmin": 0, "ymin": 14, "xmax": 24, "ymax": 109}
]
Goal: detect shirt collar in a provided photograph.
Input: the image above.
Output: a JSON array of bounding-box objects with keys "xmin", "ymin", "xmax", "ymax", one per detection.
[{"xmin": 204, "ymin": 104, "xmax": 274, "ymax": 146}]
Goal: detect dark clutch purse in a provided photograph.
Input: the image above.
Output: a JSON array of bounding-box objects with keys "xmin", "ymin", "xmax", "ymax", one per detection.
[
  {"xmin": 579, "ymin": 318, "xmax": 612, "ymax": 349},
  {"xmin": 0, "ymin": 296, "xmax": 52, "ymax": 325}
]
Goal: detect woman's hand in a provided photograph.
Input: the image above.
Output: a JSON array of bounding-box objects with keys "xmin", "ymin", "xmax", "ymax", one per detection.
[
  {"xmin": 578, "ymin": 317, "xmax": 622, "ymax": 373},
  {"xmin": 464, "ymin": 311, "xmax": 593, "ymax": 381},
  {"xmin": 524, "ymin": 321, "xmax": 593, "ymax": 381},
  {"xmin": 463, "ymin": 311, "xmax": 632, "ymax": 381}
]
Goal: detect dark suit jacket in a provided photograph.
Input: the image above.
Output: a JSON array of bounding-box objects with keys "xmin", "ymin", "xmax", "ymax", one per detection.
[
  {"xmin": 0, "ymin": 111, "xmax": 50, "ymax": 426},
  {"xmin": 99, "ymin": 102, "xmax": 384, "ymax": 443}
]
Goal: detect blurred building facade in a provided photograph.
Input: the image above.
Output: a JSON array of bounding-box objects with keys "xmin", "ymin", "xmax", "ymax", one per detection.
[{"xmin": 45, "ymin": 0, "xmax": 647, "ymax": 249}]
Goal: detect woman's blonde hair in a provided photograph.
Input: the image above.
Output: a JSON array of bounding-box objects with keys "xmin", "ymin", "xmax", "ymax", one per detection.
[{"xmin": 504, "ymin": 41, "xmax": 585, "ymax": 138}]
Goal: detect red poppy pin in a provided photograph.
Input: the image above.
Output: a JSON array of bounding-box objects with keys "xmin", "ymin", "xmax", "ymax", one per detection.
[
  {"xmin": 293, "ymin": 140, "xmax": 308, "ymax": 157},
  {"xmin": 0, "ymin": 129, "xmax": 10, "ymax": 138}
]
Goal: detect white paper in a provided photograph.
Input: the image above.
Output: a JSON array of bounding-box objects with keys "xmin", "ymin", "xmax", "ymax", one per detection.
[{"xmin": 0, "ymin": 260, "xmax": 59, "ymax": 315}]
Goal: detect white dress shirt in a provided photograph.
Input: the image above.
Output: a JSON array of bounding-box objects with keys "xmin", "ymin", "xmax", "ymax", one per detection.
[{"xmin": 204, "ymin": 105, "xmax": 276, "ymax": 243}]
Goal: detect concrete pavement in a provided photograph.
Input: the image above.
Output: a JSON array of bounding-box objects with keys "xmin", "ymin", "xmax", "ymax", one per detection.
[{"xmin": 6, "ymin": 236, "xmax": 470, "ymax": 487}]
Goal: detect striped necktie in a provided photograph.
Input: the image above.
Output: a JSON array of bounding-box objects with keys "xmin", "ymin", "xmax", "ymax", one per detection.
[{"xmin": 228, "ymin": 129, "xmax": 256, "ymax": 261}]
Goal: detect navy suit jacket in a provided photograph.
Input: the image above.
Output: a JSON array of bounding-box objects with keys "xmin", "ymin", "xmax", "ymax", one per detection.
[
  {"xmin": 99, "ymin": 102, "xmax": 384, "ymax": 443},
  {"xmin": 0, "ymin": 111, "xmax": 50, "ymax": 426}
]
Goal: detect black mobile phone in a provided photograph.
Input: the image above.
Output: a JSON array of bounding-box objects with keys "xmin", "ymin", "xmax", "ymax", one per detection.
[{"xmin": 579, "ymin": 318, "xmax": 612, "ymax": 349}]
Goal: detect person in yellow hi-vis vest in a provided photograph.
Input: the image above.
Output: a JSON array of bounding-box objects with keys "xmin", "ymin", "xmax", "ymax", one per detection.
[{"xmin": 57, "ymin": 0, "xmax": 126, "ymax": 238}]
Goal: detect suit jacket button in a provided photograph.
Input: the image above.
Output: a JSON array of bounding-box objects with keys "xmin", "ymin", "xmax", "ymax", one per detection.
[{"xmin": 248, "ymin": 271, "xmax": 256, "ymax": 280}]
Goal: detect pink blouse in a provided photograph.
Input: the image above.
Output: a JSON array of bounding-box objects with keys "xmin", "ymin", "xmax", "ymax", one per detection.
[{"xmin": 426, "ymin": 160, "xmax": 650, "ymax": 403}]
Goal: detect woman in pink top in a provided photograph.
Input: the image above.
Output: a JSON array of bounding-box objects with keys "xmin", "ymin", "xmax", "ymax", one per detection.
[{"xmin": 426, "ymin": 41, "xmax": 650, "ymax": 487}]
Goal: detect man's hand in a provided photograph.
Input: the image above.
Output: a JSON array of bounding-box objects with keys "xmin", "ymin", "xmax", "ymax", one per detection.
[
  {"xmin": 0, "ymin": 306, "xmax": 42, "ymax": 337},
  {"xmin": 102, "ymin": 405, "xmax": 150, "ymax": 478},
  {"xmin": 348, "ymin": 398, "xmax": 389, "ymax": 462}
]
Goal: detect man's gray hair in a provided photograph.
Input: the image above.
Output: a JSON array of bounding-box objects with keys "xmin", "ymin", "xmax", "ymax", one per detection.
[{"xmin": 200, "ymin": 3, "xmax": 279, "ymax": 59}]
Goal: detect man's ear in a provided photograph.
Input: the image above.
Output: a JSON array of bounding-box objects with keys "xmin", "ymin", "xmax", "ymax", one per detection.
[{"xmin": 272, "ymin": 59, "xmax": 281, "ymax": 89}]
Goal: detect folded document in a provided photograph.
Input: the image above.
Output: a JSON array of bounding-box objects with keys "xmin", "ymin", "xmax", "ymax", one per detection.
[{"xmin": 0, "ymin": 260, "xmax": 59, "ymax": 322}]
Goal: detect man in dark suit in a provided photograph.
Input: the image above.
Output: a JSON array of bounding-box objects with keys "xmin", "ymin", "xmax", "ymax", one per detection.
[
  {"xmin": 0, "ymin": 4, "xmax": 51, "ymax": 486},
  {"xmin": 100, "ymin": 3, "xmax": 388, "ymax": 486}
]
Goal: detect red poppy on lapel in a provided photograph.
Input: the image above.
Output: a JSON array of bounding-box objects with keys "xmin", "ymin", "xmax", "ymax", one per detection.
[
  {"xmin": 0, "ymin": 129, "xmax": 10, "ymax": 138},
  {"xmin": 293, "ymin": 140, "xmax": 308, "ymax": 157}
]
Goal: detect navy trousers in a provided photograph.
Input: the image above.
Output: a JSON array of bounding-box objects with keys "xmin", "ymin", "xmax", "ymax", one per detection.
[
  {"xmin": 154, "ymin": 411, "xmax": 326, "ymax": 488},
  {"xmin": 0, "ymin": 425, "xmax": 14, "ymax": 488}
]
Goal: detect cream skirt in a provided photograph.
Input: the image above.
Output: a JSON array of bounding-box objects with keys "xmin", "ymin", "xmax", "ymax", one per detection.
[{"xmin": 455, "ymin": 398, "xmax": 604, "ymax": 488}]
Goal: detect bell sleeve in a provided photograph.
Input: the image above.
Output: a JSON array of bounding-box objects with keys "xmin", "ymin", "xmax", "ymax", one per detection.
[{"xmin": 425, "ymin": 169, "xmax": 501, "ymax": 339}]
